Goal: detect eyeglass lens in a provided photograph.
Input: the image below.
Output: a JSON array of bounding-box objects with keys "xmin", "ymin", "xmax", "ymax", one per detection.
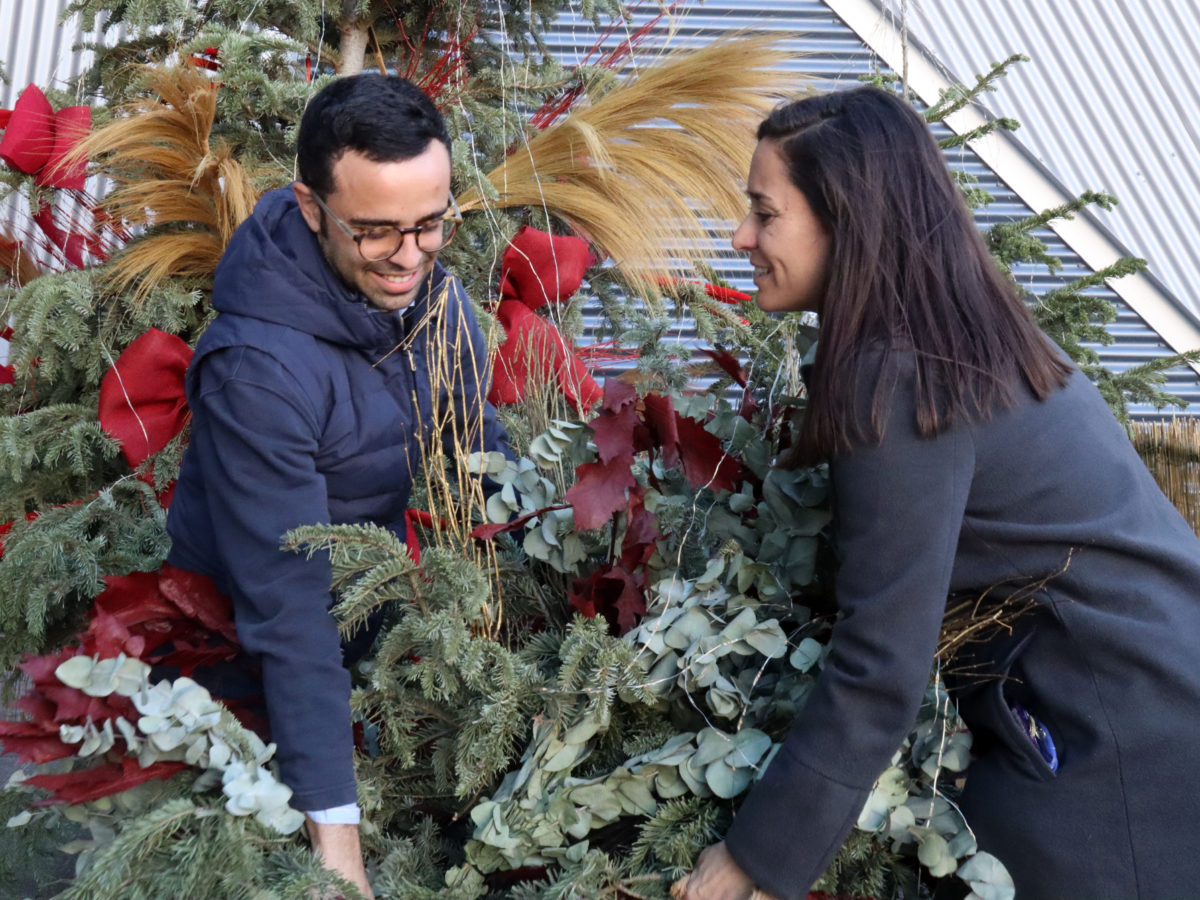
[{"xmin": 358, "ymin": 219, "xmax": 458, "ymax": 260}]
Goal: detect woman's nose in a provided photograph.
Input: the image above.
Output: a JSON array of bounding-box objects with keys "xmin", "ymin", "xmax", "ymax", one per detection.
[{"xmin": 731, "ymin": 215, "xmax": 755, "ymax": 252}]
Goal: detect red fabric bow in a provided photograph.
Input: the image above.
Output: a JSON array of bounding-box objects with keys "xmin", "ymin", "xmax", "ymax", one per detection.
[
  {"xmin": 490, "ymin": 297, "xmax": 603, "ymax": 413},
  {"xmin": 0, "ymin": 84, "xmax": 90, "ymax": 189},
  {"xmin": 498, "ymin": 225, "xmax": 594, "ymax": 310},
  {"xmin": 98, "ymin": 329, "xmax": 193, "ymax": 469},
  {"xmin": 489, "ymin": 226, "xmax": 602, "ymax": 412}
]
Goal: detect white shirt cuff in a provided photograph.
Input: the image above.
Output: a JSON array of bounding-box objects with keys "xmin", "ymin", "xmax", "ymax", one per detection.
[{"xmin": 305, "ymin": 803, "xmax": 361, "ymax": 825}]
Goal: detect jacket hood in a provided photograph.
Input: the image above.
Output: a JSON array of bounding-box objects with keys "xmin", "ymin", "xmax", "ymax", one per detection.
[{"xmin": 211, "ymin": 186, "xmax": 449, "ymax": 353}]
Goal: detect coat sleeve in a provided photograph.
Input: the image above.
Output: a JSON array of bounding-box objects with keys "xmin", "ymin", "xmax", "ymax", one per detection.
[
  {"xmin": 724, "ymin": 359, "xmax": 976, "ymax": 900},
  {"xmin": 187, "ymin": 345, "xmax": 357, "ymax": 811}
]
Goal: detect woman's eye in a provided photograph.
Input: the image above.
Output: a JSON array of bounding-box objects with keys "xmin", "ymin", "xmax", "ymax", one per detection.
[{"xmin": 754, "ymin": 211, "xmax": 775, "ymax": 224}]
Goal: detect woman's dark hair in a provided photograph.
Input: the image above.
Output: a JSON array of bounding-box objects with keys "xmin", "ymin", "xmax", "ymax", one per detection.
[
  {"xmin": 763, "ymin": 86, "xmax": 1071, "ymax": 466},
  {"xmin": 296, "ymin": 74, "xmax": 451, "ymax": 196}
]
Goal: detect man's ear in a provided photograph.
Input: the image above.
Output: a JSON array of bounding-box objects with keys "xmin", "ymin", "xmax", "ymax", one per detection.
[{"xmin": 292, "ymin": 182, "xmax": 322, "ymax": 233}]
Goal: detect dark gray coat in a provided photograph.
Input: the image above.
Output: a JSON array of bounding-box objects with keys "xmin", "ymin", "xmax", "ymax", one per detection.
[{"xmin": 726, "ymin": 352, "xmax": 1200, "ymax": 899}]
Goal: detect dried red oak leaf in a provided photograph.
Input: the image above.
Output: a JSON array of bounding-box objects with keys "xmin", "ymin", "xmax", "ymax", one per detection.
[
  {"xmin": 590, "ymin": 379, "xmax": 639, "ymax": 465},
  {"xmin": 698, "ymin": 347, "xmax": 747, "ymax": 388},
  {"xmin": 470, "ymin": 504, "xmax": 569, "ymax": 541},
  {"xmin": 28, "ymin": 757, "xmax": 188, "ymax": 805},
  {"xmin": 564, "ymin": 456, "xmax": 638, "ymax": 531},
  {"xmin": 675, "ymin": 414, "xmax": 739, "ymax": 492},
  {"xmin": 568, "ymin": 565, "xmax": 646, "ymax": 634},
  {"xmin": 0, "ymin": 721, "xmax": 76, "ymax": 764}
]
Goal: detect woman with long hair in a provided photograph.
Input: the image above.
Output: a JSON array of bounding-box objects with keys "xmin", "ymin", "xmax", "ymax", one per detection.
[{"xmin": 680, "ymin": 85, "xmax": 1200, "ymax": 900}]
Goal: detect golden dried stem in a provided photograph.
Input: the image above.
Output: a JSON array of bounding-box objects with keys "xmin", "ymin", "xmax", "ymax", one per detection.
[
  {"xmin": 1131, "ymin": 418, "xmax": 1200, "ymax": 537},
  {"xmin": 460, "ymin": 35, "xmax": 796, "ymax": 299},
  {"xmin": 63, "ymin": 65, "xmax": 258, "ymax": 301}
]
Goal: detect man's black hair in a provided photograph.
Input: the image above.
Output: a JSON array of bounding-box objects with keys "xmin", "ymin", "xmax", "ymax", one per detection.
[{"xmin": 296, "ymin": 74, "xmax": 451, "ymax": 196}]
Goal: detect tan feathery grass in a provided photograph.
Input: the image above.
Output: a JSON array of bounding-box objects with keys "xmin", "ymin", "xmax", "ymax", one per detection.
[
  {"xmin": 1131, "ymin": 418, "xmax": 1200, "ymax": 536},
  {"xmin": 64, "ymin": 65, "xmax": 257, "ymax": 300},
  {"xmin": 460, "ymin": 35, "xmax": 794, "ymax": 296}
]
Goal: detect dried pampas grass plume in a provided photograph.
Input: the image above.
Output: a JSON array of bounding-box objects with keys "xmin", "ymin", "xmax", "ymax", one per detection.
[
  {"xmin": 66, "ymin": 65, "xmax": 257, "ymax": 300},
  {"xmin": 459, "ymin": 34, "xmax": 795, "ymax": 295}
]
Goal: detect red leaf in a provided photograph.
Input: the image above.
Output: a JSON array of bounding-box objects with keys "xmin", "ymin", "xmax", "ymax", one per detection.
[
  {"xmin": 674, "ymin": 414, "xmax": 739, "ymax": 492},
  {"xmin": 564, "ymin": 457, "xmax": 637, "ymax": 531},
  {"xmin": 29, "ymin": 758, "xmax": 188, "ymax": 805},
  {"xmin": 470, "ymin": 504, "xmax": 569, "ymax": 540},
  {"xmin": 0, "ymin": 721, "xmax": 74, "ymax": 764},
  {"xmin": 639, "ymin": 393, "xmax": 680, "ymax": 467},
  {"xmin": 158, "ymin": 564, "xmax": 238, "ymax": 642},
  {"xmin": 591, "ymin": 397, "xmax": 639, "ymax": 467},
  {"xmin": 699, "ymin": 347, "xmax": 747, "ymax": 388},
  {"xmin": 568, "ymin": 565, "xmax": 646, "ymax": 634},
  {"xmin": 613, "ymin": 573, "xmax": 647, "ymax": 633},
  {"xmin": 86, "ymin": 608, "xmax": 145, "ymax": 658},
  {"xmin": 619, "ymin": 487, "xmax": 661, "ymax": 572}
]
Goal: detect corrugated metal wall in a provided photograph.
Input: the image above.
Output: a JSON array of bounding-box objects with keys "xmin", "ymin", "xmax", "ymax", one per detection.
[
  {"xmin": 0, "ymin": 1, "xmax": 97, "ymax": 110},
  {"xmin": 897, "ymin": 0, "xmax": 1200, "ymax": 323},
  {"xmin": 545, "ymin": 0, "xmax": 1200, "ymax": 415},
  {"xmin": 1, "ymin": 0, "xmax": 1196, "ymax": 413}
]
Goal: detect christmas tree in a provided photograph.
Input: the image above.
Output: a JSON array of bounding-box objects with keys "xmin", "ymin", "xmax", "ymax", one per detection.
[{"xmin": 1, "ymin": 5, "xmax": 1191, "ymax": 899}]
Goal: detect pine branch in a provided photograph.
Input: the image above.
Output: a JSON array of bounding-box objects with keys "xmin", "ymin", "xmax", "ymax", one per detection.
[{"xmin": 924, "ymin": 53, "xmax": 1029, "ymax": 123}]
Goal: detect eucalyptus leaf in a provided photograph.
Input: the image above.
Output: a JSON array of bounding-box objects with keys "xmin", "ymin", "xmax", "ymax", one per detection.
[
  {"xmin": 704, "ymin": 759, "xmax": 753, "ymax": 798},
  {"xmin": 916, "ymin": 829, "xmax": 958, "ymax": 877},
  {"xmin": 788, "ymin": 637, "xmax": 823, "ymax": 672},
  {"xmin": 693, "ymin": 728, "xmax": 733, "ymax": 767},
  {"xmin": 957, "ymin": 852, "xmax": 1015, "ymax": 900}
]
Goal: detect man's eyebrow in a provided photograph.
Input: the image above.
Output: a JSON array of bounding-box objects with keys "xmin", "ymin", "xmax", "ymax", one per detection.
[{"xmin": 347, "ymin": 205, "xmax": 449, "ymax": 227}]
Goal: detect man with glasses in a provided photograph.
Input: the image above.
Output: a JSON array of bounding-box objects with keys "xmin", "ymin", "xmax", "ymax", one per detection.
[{"xmin": 166, "ymin": 74, "xmax": 506, "ymax": 897}]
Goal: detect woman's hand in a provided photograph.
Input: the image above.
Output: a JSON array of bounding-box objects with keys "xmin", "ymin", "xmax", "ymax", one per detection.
[{"xmin": 673, "ymin": 842, "xmax": 773, "ymax": 900}]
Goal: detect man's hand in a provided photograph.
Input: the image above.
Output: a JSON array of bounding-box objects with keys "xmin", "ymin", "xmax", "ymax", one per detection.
[
  {"xmin": 673, "ymin": 842, "xmax": 776, "ymax": 900},
  {"xmin": 306, "ymin": 818, "xmax": 375, "ymax": 900}
]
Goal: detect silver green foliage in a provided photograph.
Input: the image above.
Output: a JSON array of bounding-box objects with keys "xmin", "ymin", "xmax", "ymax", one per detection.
[{"xmin": 45, "ymin": 655, "xmax": 304, "ymax": 834}]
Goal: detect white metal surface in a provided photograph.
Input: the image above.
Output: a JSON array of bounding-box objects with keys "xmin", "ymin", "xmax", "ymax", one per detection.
[{"xmin": 885, "ymin": 0, "xmax": 1200, "ymax": 324}]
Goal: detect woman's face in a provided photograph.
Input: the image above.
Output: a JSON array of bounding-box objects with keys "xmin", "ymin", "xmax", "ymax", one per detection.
[{"xmin": 732, "ymin": 139, "xmax": 831, "ymax": 314}]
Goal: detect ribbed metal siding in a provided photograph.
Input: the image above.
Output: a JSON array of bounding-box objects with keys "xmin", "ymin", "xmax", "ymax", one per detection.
[
  {"xmin": 545, "ymin": 1, "xmax": 1200, "ymax": 415},
  {"xmin": 1, "ymin": 1, "xmax": 1195, "ymax": 412},
  {"xmin": 0, "ymin": 1, "xmax": 97, "ymax": 110},
  {"xmin": 898, "ymin": 0, "xmax": 1200, "ymax": 323}
]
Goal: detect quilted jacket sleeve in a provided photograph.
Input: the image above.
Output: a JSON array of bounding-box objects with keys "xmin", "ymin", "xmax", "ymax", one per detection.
[
  {"xmin": 186, "ymin": 345, "xmax": 357, "ymax": 811},
  {"xmin": 725, "ymin": 355, "xmax": 976, "ymax": 900}
]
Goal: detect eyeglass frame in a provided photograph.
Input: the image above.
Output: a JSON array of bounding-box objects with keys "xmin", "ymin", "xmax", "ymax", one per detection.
[{"xmin": 307, "ymin": 189, "xmax": 463, "ymax": 260}]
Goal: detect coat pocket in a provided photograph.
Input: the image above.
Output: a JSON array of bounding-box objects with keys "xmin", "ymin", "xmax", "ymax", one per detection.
[
  {"xmin": 981, "ymin": 678, "xmax": 1059, "ymax": 782},
  {"xmin": 954, "ymin": 627, "xmax": 1059, "ymax": 783}
]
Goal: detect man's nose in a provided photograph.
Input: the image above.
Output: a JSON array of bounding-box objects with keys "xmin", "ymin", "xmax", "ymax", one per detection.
[{"xmin": 388, "ymin": 231, "xmax": 426, "ymax": 267}]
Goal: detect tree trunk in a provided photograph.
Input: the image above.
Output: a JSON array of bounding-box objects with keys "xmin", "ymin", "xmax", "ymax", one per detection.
[{"xmin": 337, "ymin": 0, "xmax": 370, "ymax": 74}]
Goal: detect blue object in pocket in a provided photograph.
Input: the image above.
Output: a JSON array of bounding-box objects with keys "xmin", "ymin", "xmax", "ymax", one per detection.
[{"xmin": 1009, "ymin": 701, "xmax": 1059, "ymax": 773}]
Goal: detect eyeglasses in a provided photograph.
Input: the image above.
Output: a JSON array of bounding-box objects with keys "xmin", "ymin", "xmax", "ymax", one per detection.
[{"xmin": 309, "ymin": 190, "xmax": 462, "ymax": 260}]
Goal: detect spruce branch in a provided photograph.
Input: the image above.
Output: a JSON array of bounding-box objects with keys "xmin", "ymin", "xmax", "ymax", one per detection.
[
  {"xmin": 924, "ymin": 53, "xmax": 1029, "ymax": 123},
  {"xmin": 938, "ymin": 116, "xmax": 1020, "ymax": 149}
]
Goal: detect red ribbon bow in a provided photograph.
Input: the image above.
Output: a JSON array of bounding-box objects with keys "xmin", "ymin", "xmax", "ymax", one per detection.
[
  {"xmin": 489, "ymin": 226, "xmax": 603, "ymax": 413},
  {"xmin": 97, "ymin": 329, "xmax": 193, "ymax": 470},
  {"xmin": 0, "ymin": 84, "xmax": 90, "ymax": 190}
]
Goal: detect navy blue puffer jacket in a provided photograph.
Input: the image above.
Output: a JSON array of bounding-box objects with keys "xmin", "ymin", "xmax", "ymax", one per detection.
[{"xmin": 167, "ymin": 187, "xmax": 506, "ymax": 810}]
